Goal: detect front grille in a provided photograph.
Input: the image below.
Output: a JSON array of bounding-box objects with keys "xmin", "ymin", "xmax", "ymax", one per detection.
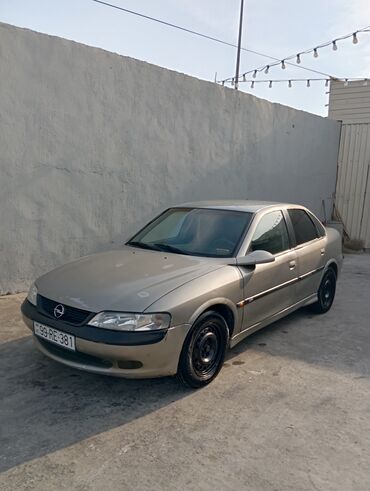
[
  {"xmin": 37, "ymin": 338, "xmax": 113, "ymax": 368},
  {"xmin": 37, "ymin": 295, "xmax": 92, "ymax": 325}
]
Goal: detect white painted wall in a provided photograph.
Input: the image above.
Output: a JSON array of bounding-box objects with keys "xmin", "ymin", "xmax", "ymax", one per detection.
[{"xmin": 0, "ymin": 23, "xmax": 341, "ymax": 293}]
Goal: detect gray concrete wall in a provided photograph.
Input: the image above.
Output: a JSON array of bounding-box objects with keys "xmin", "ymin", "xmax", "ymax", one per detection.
[{"xmin": 0, "ymin": 22, "xmax": 341, "ymax": 294}]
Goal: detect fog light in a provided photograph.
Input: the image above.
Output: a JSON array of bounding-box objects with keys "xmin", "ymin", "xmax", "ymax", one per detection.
[{"xmin": 117, "ymin": 360, "xmax": 143, "ymax": 370}]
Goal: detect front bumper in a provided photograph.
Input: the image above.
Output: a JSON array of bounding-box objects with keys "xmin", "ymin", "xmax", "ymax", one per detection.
[{"xmin": 21, "ymin": 300, "xmax": 190, "ymax": 378}]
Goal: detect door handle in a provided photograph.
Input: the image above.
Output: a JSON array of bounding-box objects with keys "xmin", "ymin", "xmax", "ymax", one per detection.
[
  {"xmin": 289, "ymin": 260, "xmax": 296, "ymax": 270},
  {"xmin": 320, "ymin": 248, "xmax": 325, "ymax": 256}
]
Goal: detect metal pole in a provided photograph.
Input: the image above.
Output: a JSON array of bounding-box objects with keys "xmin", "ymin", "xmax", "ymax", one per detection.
[{"xmin": 234, "ymin": 0, "xmax": 245, "ymax": 90}]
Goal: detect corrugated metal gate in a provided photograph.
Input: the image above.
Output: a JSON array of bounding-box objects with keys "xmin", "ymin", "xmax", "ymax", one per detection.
[
  {"xmin": 329, "ymin": 81, "xmax": 370, "ymax": 249},
  {"xmin": 336, "ymin": 124, "xmax": 370, "ymax": 247}
]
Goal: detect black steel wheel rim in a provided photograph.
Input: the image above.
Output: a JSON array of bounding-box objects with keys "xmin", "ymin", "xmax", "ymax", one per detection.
[
  {"xmin": 321, "ymin": 274, "xmax": 335, "ymax": 309},
  {"xmin": 191, "ymin": 324, "xmax": 222, "ymax": 377}
]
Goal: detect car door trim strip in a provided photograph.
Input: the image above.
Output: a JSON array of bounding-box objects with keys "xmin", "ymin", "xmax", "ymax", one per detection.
[{"xmin": 236, "ymin": 265, "xmax": 324, "ymax": 308}]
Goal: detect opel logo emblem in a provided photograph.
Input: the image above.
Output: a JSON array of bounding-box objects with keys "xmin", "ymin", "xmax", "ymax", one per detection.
[{"xmin": 54, "ymin": 304, "xmax": 65, "ymax": 318}]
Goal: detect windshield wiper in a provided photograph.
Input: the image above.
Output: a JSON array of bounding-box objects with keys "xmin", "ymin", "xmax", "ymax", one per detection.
[
  {"xmin": 153, "ymin": 243, "xmax": 190, "ymax": 255},
  {"xmin": 127, "ymin": 241, "xmax": 190, "ymax": 255},
  {"xmin": 126, "ymin": 241, "xmax": 161, "ymax": 251}
]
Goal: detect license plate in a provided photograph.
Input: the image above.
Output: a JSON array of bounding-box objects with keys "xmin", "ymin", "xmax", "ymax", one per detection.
[{"xmin": 34, "ymin": 322, "xmax": 76, "ymax": 351}]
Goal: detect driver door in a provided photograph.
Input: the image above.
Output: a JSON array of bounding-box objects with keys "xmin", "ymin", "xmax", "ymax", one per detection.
[{"xmin": 239, "ymin": 210, "xmax": 298, "ymax": 330}]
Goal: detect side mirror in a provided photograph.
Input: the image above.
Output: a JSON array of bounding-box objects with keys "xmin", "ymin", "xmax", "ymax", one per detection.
[{"xmin": 236, "ymin": 250, "xmax": 275, "ymax": 267}]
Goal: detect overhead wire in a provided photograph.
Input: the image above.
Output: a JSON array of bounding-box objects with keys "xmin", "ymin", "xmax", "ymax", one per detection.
[{"xmin": 90, "ymin": 0, "xmax": 333, "ymax": 78}]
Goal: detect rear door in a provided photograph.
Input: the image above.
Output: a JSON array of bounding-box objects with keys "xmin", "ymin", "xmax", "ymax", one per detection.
[
  {"xmin": 239, "ymin": 210, "xmax": 298, "ymax": 329},
  {"xmin": 286, "ymin": 208, "xmax": 327, "ymax": 301}
]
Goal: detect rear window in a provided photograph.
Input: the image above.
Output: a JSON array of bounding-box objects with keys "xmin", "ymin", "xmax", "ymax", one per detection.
[
  {"xmin": 288, "ymin": 209, "xmax": 318, "ymax": 245},
  {"xmin": 307, "ymin": 211, "xmax": 326, "ymax": 237}
]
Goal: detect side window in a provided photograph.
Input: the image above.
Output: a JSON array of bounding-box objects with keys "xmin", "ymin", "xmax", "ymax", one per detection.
[
  {"xmin": 250, "ymin": 211, "xmax": 290, "ymax": 255},
  {"xmin": 288, "ymin": 209, "xmax": 318, "ymax": 245},
  {"xmin": 307, "ymin": 211, "xmax": 326, "ymax": 237}
]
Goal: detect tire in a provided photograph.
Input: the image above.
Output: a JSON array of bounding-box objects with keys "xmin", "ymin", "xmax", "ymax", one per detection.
[
  {"xmin": 177, "ymin": 311, "xmax": 229, "ymax": 388},
  {"xmin": 310, "ymin": 268, "xmax": 337, "ymax": 314}
]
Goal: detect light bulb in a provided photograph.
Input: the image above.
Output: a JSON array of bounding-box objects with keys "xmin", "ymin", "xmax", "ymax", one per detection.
[
  {"xmin": 313, "ymin": 48, "xmax": 319, "ymax": 58},
  {"xmin": 264, "ymin": 65, "xmax": 270, "ymax": 74},
  {"xmin": 307, "ymin": 79, "xmax": 310, "ymax": 87},
  {"xmin": 253, "ymin": 70, "xmax": 257, "ymax": 78},
  {"xmin": 325, "ymin": 79, "xmax": 329, "ymax": 87},
  {"xmin": 344, "ymin": 79, "xmax": 349, "ymax": 87},
  {"xmin": 332, "ymin": 40, "xmax": 338, "ymax": 51},
  {"xmin": 251, "ymin": 81, "xmax": 255, "ymax": 89},
  {"xmin": 269, "ymin": 80, "xmax": 272, "ymax": 88},
  {"xmin": 288, "ymin": 80, "xmax": 292, "ymax": 88},
  {"xmin": 353, "ymin": 32, "xmax": 358, "ymax": 44},
  {"xmin": 231, "ymin": 78, "xmax": 235, "ymax": 86},
  {"xmin": 281, "ymin": 60, "xmax": 286, "ymax": 69},
  {"xmin": 243, "ymin": 74, "xmax": 246, "ymax": 82},
  {"xmin": 296, "ymin": 53, "xmax": 301, "ymax": 64}
]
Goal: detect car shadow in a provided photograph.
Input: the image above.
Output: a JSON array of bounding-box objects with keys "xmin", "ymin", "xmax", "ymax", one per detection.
[
  {"xmin": 2, "ymin": 297, "xmax": 368, "ymax": 475},
  {"xmin": 225, "ymin": 301, "xmax": 370, "ymax": 380},
  {"xmin": 0, "ymin": 335, "xmax": 191, "ymax": 473},
  {"xmin": 1, "ymin": 256, "xmax": 369, "ymax": 474},
  {"xmin": 224, "ymin": 255, "xmax": 370, "ymax": 379}
]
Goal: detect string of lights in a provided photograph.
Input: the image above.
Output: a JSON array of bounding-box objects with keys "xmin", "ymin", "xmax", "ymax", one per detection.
[
  {"xmin": 225, "ymin": 77, "xmax": 369, "ymax": 89},
  {"xmin": 219, "ymin": 25, "xmax": 370, "ymax": 86}
]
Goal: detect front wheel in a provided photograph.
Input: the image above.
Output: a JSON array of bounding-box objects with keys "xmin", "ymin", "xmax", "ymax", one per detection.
[
  {"xmin": 310, "ymin": 268, "xmax": 337, "ymax": 314},
  {"xmin": 177, "ymin": 311, "xmax": 229, "ymax": 388}
]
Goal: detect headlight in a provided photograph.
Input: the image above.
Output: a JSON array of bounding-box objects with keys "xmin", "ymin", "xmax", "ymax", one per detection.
[
  {"xmin": 88, "ymin": 312, "xmax": 171, "ymax": 331},
  {"xmin": 27, "ymin": 282, "xmax": 38, "ymax": 306}
]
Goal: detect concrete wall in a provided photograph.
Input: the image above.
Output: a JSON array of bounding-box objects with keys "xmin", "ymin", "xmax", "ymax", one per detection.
[{"xmin": 0, "ymin": 22, "xmax": 341, "ymax": 294}]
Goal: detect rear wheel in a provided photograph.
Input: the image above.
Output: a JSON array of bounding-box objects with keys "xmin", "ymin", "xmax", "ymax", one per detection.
[
  {"xmin": 177, "ymin": 311, "xmax": 229, "ymax": 388},
  {"xmin": 310, "ymin": 268, "xmax": 337, "ymax": 314}
]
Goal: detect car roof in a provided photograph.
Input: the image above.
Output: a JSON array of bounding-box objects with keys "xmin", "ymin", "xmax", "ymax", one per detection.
[{"xmin": 174, "ymin": 200, "xmax": 301, "ymax": 213}]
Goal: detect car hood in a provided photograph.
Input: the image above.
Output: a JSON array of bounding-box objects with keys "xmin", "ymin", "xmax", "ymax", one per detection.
[{"xmin": 36, "ymin": 246, "xmax": 225, "ymax": 313}]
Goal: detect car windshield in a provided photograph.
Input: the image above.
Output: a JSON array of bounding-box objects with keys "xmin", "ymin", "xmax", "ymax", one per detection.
[{"xmin": 127, "ymin": 208, "xmax": 252, "ymax": 258}]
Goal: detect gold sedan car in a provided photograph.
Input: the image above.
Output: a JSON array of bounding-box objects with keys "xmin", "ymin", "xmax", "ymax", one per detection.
[{"xmin": 22, "ymin": 201, "xmax": 342, "ymax": 387}]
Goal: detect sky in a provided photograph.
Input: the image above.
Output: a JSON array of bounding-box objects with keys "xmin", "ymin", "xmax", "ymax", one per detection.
[{"xmin": 0, "ymin": 0, "xmax": 370, "ymax": 116}]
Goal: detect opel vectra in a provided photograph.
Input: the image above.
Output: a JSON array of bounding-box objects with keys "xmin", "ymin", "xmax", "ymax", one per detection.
[{"xmin": 21, "ymin": 201, "xmax": 342, "ymax": 387}]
